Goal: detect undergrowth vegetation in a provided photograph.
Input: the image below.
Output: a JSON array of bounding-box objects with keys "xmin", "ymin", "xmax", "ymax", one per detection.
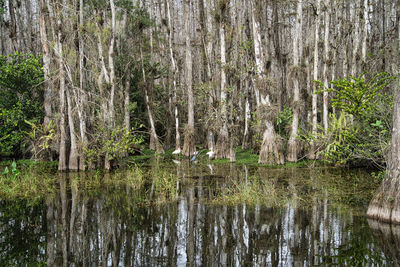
[{"xmin": 314, "ymin": 72, "xmax": 396, "ymax": 168}]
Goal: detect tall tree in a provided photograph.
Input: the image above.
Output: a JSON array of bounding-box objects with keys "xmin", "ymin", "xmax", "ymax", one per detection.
[
  {"xmin": 39, "ymin": 0, "xmax": 52, "ymax": 129},
  {"xmin": 322, "ymin": 0, "xmax": 330, "ymax": 134},
  {"xmin": 166, "ymin": 0, "xmax": 181, "ymax": 152},
  {"xmin": 250, "ymin": 0, "xmax": 283, "ymax": 164},
  {"xmin": 367, "ymin": 0, "xmax": 400, "ymax": 224},
  {"xmin": 215, "ymin": 0, "xmax": 230, "ymax": 159},
  {"xmin": 182, "ymin": 0, "xmax": 195, "ymax": 157},
  {"xmin": 287, "ymin": 0, "xmax": 303, "ymax": 162},
  {"xmin": 308, "ymin": 0, "xmax": 321, "ymax": 160}
]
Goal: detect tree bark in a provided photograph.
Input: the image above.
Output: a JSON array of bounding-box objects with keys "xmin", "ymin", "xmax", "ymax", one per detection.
[
  {"xmin": 182, "ymin": 0, "xmax": 195, "ymax": 157},
  {"xmin": 351, "ymin": 2, "xmax": 360, "ymax": 76},
  {"xmin": 215, "ymin": 8, "xmax": 230, "ymax": 159},
  {"xmin": 250, "ymin": 0, "xmax": 283, "ymax": 164},
  {"xmin": 203, "ymin": 0, "xmax": 215, "ymax": 152},
  {"xmin": 66, "ymin": 86, "xmax": 79, "ymax": 170},
  {"xmin": 8, "ymin": 0, "xmax": 18, "ymax": 51},
  {"xmin": 140, "ymin": 47, "xmax": 164, "ymax": 154},
  {"xmin": 48, "ymin": 1, "xmax": 68, "ymax": 171},
  {"xmin": 78, "ymin": 0, "xmax": 87, "ymax": 170},
  {"xmin": 367, "ymin": 75, "xmax": 400, "ymax": 224},
  {"xmin": 39, "ymin": 0, "xmax": 52, "ymax": 129},
  {"xmin": 308, "ymin": 0, "xmax": 321, "ymax": 160},
  {"xmin": 166, "ymin": 0, "xmax": 181, "ymax": 151},
  {"xmin": 322, "ymin": 0, "xmax": 330, "ymax": 134},
  {"xmin": 287, "ymin": 0, "xmax": 303, "ymax": 162},
  {"xmin": 367, "ymin": 3, "xmax": 400, "ymax": 224}
]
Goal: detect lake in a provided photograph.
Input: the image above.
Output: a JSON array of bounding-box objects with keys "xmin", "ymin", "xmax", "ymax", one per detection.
[{"xmin": 0, "ymin": 161, "xmax": 399, "ymax": 266}]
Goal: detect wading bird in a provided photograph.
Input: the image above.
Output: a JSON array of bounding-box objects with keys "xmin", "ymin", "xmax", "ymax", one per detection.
[
  {"xmin": 172, "ymin": 148, "xmax": 181, "ymax": 155},
  {"xmin": 190, "ymin": 151, "xmax": 199, "ymax": 162},
  {"xmin": 206, "ymin": 150, "xmax": 215, "ymax": 159}
]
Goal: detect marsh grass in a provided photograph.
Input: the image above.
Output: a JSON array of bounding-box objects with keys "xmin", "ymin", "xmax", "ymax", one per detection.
[
  {"xmin": 211, "ymin": 147, "xmax": 324, "ymax": 168},
  {"xmin": 148, "ymin": 169, "xmax": 179, "ymax": 203},
  {"xmin": 212, "ymin": 175, "xmax": 289, "ymax": 206},
  {"xmin": 0, "ymin": 169, "xmax": 56, "ymax": 201}
]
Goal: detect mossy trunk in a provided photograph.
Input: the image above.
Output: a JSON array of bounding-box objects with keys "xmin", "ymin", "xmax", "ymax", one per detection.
[
  {"xmin": 367, "ymin": 75, "xmax": 400, "ymax": 224},
  {"xmin": 182, "ymin": 0, "xmax": 195, "ymax": 157},
  {"xmin": 286, "ymin": 138, "xmax": 298, "ymax": 163},
  {"xmin": 182, "ymin": 130, "xmax": 195, "ymax": 157},
  {"xmin": 258, "ymin": 121, "xmax": 284, "ymax": 165},
  {"xmin": 215, "ymin": 126, "xmax": 229, "ymax": 159}
]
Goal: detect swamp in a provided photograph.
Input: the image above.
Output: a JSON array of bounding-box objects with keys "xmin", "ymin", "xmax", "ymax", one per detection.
[
  {"xmin": 1, "ymin": 158, "xmax": 400, "ymax": 266},
  {"xmin": 2, "ymin": 0, "xmax": 400, "ymax": 265}
]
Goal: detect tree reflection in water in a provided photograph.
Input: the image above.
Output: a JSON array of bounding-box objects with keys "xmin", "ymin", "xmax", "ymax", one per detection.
[{"xmin": 0, "ymin": 165, "xmax": 398, "ymax": 266}]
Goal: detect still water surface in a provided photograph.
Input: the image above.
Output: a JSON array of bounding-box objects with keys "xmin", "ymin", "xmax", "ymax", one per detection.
[{"xmin": 1, "ymin": 162, "xmax": 400, "ymax": 266}]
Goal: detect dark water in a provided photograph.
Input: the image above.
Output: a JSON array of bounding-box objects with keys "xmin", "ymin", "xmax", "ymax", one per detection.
[{"xmin": 1, "ymin": 163, "xmax": 400, "ymax": 266}]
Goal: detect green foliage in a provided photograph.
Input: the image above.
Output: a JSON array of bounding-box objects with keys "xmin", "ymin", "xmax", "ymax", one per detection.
[
  {"xmin": 1, "ymin": 161, "xmax": 19, "ymax": 180},
  {"xmin": 320, "ymin": 72, "xmax": 396, "ymax": 118},
  {"xmin": 0, "ymin": 53, "xmax": 44, "ymax": 157},
  {"xmin": 85, "ymin": 126, "xmax": 144, "ymax": 167},
  {"xmin": 320, "ymin": 113, "xmax": 359, "ymax": 165},
  {"xmin": 276, "ymin": 105, "xmax": 293, "ymax": 138},
  {"xmin": 316, "ymin": 72, "xmax": 395, "ymax": 167},
  {"xmin": 24, "ymin": 120, "xmax": 56, "ymax": 160}
]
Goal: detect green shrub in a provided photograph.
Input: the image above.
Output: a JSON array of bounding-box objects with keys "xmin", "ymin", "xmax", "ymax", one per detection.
[
  {"xmin": 316, "ymin": 72, "xmax": 396, "ymax": 167},
  {"xmin": 0, "ymin": 53, "xmax": 44, "ymax": 158}
]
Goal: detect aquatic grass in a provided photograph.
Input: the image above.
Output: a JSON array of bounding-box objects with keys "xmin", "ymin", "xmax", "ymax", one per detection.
[
  {"xmin": 0, "ymin": 169, "xmax": 56, "ymax": 201},
  {"xmin": 211, "ymin": 148, "xmax": 325, "ymax": 168},
  {"xmin": 0, "ymin": 159, "xmax": 58, "ymax": 173},
  {"xmin": 128, "ymin": 149, "xmax": 157, "ymax": 164},
  {"xmin": 150, "ymin": 169, "xmax": 179, "ymax": 203},
  {"xmin": 212, "ymin": 175, "xmax": 289, "ymax": 206}
]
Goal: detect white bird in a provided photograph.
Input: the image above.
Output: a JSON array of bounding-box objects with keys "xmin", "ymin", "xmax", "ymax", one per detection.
[
  {"xmin": 172, "ymin": 159, "xmax": 181, "ymax": 165},
  {"xmin": 172, "ymin": 148, "xmax": 181, "ymax": 155},
  {"xmin": 206, "ymin": 150, "xmax": 215, "ymax": 159}
]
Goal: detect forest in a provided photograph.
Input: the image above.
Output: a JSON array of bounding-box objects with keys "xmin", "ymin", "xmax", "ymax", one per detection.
[
  {"xmin": 2, "ymin": 1, "xmax": 400, "ymax": 264},
  {"xmin": 0, "ymin": 0, "xmax": 399, "ymax": 171}
]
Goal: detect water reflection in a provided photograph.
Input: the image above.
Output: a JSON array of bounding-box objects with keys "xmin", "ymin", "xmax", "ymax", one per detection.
[{"xmin": 0, "ymin": 165, "xmax": 399, "ymax": 266}]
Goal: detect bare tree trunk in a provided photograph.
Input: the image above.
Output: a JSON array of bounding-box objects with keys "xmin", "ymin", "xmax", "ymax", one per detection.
[
  {"xmin": 166, "ymin": 0, "xmax": 181, "ymax": 151},
  {"xmin": 49, "ymin": 1, "xmax": 68, "ymax": 171},
  {"xmin": 8, "ymin": 0, "xmax": 18, "ymax": 51},
  {"xmin": 361, "ymin": 0, "xmax": 369, "ymax": 64},
  {"xmin": 39, "ymin": 0, "xmax": 52, "ymax": 128},
  {"xmin": 351, "ymin": 2, "xmax": 360, "ymax": 76},
  {"xmin": 203, "ymin": 0, "xmax": 215, "ymax": 152},
  {"xmin": 108, "ymin": 0, "xmax": 116, "ymax": 127},
  {"xmin": 24, "ymin": 0, "xmax": 33, "ymax": 52},
  {"xmin": 367, "ymin": 3, "xmax": 400, "ymax": 224},
  {"xmin": 124, "ymin": 68, "xmax": 131, "ymax": 132},
  {"xmin": 367, "ymin": 73, "xmax": 400, "ymax": 224},
  {"xmin": 140, "ymin": 47, "xmax": 164, "ymax": 154},
  {"xmin": 322, "ymin": 0, "xmax": 330, "ymax": 134},
  {"xmin": 287, "ymin": 0, "xmax": 303, "ymax": 162},
  {"xmin": 251, "ymin": 0, "xmax": 283, "ymax": 164},
  {"xmin": 103, "ymin": 0, "xmax": 117, "ymax": 170},
  {"xmin": 78, "ymin": 0, "xmax": 87, "ymax": 170},
  {"xmin": 66, "ymin": 86, "xmax": 79, "ymax": 170},
  {"xmin": 182, "ymin": 0, "xmax": 195, "ymax": 157},
  {"xmin": 342, "ymin": 1, "xmax": 350, "ymax": 77},
  {"xmin": 242, "ymin": 78, "xmax": 251, "ymax": 149},
  {"xmin": 215, "ymin": 9, "xmax": 230, "ymax": 159},
  {"xmin": 308, "ymin": 0, "xmax": 321, "ymax": 160}
]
